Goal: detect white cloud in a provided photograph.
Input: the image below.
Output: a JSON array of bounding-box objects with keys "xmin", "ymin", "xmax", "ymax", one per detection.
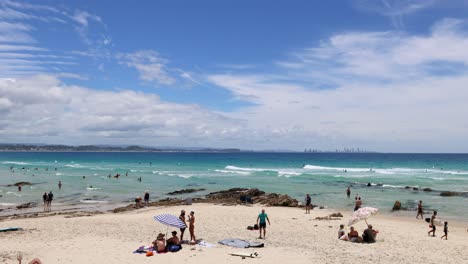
[
  {"xmin": 0, "ymin": 75, "xmax": 242, "ymax": 146},
  {"xmin": 118, "ymin": 50, "xmax": 176, "ymax": 86},
  {"xmin": 205, "ymin": 19, "xmax": 468, "ymax": 152}
]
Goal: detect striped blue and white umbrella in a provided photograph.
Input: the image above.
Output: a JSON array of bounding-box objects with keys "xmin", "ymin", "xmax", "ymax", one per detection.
[{"xmin": 154, "ymin": 214, "xmax": 186, "ymax": 229}]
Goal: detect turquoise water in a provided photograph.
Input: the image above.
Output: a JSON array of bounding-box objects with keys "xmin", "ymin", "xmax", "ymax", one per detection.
[{"xmin": 1, "ymin": 152, "xmax": 467, "ymax": 220}]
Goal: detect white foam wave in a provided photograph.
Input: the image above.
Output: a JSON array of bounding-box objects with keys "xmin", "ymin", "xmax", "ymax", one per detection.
[
  {"xmin": 224, "ymin": 165, "xmax": 272, "ymax": 172},
  {"xmin": 1, "ymin": 161, "xmax": 31, "ymax": 165},
  {"xmin": 5, "ymin": 191, "xmax": 22, "ymax": 197},
  {"xmin": 278, "ymin": 171, "xmax": 302, "ymax": 177},
  {"xmin": 86, "ymin": 187, "xmax": 101, "ymax": 190},
  {"xmin": 55, "ymin": 173, "xmax": 63, "ymax": 176},
  {"xmin": 80, "ymin": 199, "xmax": 108, "ymax": 204},
  {"xmin": 303, "ymin": 164, "xmax": 468, "ymax": 176},
  {"xmin": 214, "ymin": 169, "xmax": 251, "ymax": 175},
  {"xmin": 65, "ymin": 164, "xmax": 85, "ymax": 168}
]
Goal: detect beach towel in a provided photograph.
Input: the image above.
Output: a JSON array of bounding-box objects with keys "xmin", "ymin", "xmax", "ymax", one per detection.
[
  {"xmin": 197, "ymin": 240, "xmax": 215, "ymax": 248},
  {"xmin": 218, "ymin": 239, "xmax": 264, "ymax": 248}
]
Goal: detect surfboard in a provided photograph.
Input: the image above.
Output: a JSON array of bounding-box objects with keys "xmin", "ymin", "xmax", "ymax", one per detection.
[
  {"xmin": 0, "ymin": 227, "xmax": 22, "ymax": 232},
  {"xmin": 425, "ymin": 218, "xmax": 443, "ymax": 226},
  {"xmin": 230, "ymin": 252, "xmax": 259, "ymax": 258}
]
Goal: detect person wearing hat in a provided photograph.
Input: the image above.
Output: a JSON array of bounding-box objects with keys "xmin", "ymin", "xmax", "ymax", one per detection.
[
  {"xmin": 152, "ymin": 233, "xmax": 166, "ymax": 253},
  {"xmin": 179, "ymin": 210, "xmax": 186, "ymax": 241}
]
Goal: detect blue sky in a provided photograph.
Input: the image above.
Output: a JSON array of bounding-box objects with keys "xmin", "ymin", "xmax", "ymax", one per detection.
[{"xmin": 1, "ymin": 0, "xmax": 468, "ymax": 152}]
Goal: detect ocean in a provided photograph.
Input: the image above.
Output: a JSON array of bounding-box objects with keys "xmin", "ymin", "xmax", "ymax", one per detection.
[{"xmin": 1, "ymin": 152, "xmax": 467, "ymax": 220}]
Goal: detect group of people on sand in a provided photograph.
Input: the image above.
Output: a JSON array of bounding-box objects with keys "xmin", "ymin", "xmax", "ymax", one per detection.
[
  {"xmin": 416, "ymin": 200, "xmax": 449, "ymax": 240},
  {"xmin": 134, "ymin": 191, "xmax": 151, "ymax": 208},
  {"xmin": 338, "ymin": 223, "xmax": 379, "ymax": 243},
  {"xmin": 152, "ymin": 231, "xmax": 183, "ymax": 253}
]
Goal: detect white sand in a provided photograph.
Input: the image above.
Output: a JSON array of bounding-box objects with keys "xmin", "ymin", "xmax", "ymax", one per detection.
[{"xmin": 1, "ymin": 204, "xmax": 467, "ymax": 263}]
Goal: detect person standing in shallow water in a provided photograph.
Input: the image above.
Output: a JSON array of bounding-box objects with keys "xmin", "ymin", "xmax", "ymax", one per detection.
[
  {"xmin": 346, "ymin": 186, "xmax": 351, "ymax": 197},
  {"xmin": 58, "ymin": 181, "xmax": 62, "ymax": 190}
]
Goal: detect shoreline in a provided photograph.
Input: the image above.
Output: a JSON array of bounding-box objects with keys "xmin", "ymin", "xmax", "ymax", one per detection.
[{"xmin": 2, "ymin": 188, "xmax": 468, "ymax": 226}]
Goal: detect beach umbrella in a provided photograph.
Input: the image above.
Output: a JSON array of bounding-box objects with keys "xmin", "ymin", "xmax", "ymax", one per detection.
[
  {"xmin": 154, "ymin": 214, "xmax": 186, "ymax": 229},
  {"xmin": 348, "ymin": 207, "xmax": 379, "ymax": 226}
]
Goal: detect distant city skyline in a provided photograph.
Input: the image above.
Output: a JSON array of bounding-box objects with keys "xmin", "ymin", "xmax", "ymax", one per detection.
[{"xmin": 1, "ymin": 0, "xmax": 468, "ymax": 152}]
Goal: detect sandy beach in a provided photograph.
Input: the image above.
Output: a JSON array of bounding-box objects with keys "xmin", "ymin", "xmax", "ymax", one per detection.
[{"xmin": 1, "ymin": 203, "xmax": 467, "ymax": 264}]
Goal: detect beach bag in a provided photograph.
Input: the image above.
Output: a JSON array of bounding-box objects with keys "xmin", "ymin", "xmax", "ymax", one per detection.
[
  {"xmin": 168, "ymin": 244, "xmax": 182, "ymax": 252},
  {"xmin": 253, "ymin": 224, "xmax": 259, "ymax": 230},
  {"xmin": 146, "ymin": 251, "xmax": 153, "ymax": 257},
  {"xmin": 247, "ymin": 226, "xmax": 254, "ymax": 230}
]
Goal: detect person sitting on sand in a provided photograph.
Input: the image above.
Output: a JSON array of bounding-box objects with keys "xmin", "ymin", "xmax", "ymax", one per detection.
[
  {"xmin": 338, "ymin": 224, "xmax": 348, "ymax": 240},
  {"xmin": 362, "ymin": 224, "xmax": 378, "ymax": 243},
  {"xmin": 348, "ymin": 226, "xmax": 362, "ymax": 243},
  {"xmin": 166, "ymin": 230, "xmax": 182, "ymax": 252},
  {"xmin": 152, "ymin": 233, "xmax": 166, "ymax": 253}
]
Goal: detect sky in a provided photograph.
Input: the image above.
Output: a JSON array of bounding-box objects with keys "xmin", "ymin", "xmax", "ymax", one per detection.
[{"xmin": 1, "ymin": 0, "xmax": 468, "ymax": 152}]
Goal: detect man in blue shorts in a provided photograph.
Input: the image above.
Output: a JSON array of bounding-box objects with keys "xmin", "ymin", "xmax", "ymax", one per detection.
[{"xmin": 257, "ymin": 209, "xmax": 270, "ymax": 239}]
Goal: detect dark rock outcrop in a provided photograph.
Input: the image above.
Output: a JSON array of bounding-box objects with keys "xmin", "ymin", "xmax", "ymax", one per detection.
[
  {"xmin": 412, "ymin": 187, "xmax": 419, "ymax": 191},
  {"xmin": 329, "ymin": 212, "xmax": 343, "ymax": 217},
  {"xmin": 166, "ymin": 188, "xmax": 206, "ymax": 195},
  {"xmin": 440, "ymin": 191, "xmax": 461, "ymax": 197},
  {"xmin": 423, "ymin": 188, "xmax": 432, "ymax": 192},
  {"xmin": 16, "ymin": 202, "xmax": 36, "ymax": 209},
  {"xmin": 7, "ymin": 182, "xmax": 33, "ymax": 187}
]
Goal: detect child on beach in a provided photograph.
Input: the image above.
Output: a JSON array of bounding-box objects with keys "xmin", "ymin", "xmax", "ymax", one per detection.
[{"xmin": 441, "ymin": 222, "xmax": 448, "ymax": 240}]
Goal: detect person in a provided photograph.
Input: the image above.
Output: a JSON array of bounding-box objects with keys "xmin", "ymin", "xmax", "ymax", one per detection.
[
  {"xmin": 416, "ymin": 200, "xmax": 423, "ymax": 219},
  {"xmin": 18, "ymin": 185, "xmax": 22, "ymax": 192},
  {"xmin": 348, "ymin": 226, "xmax": 362, "ymax": 243},
  {"xmin": 428, "ymin": 211, "xmax": 437, "ymax": 237},
  {"xmin": 134, "ymin": 197, "xmax": 142, "ymax": 208},
  {"xmin": 167, "ymin": 231, "xmax": 180, "ymax": 246},
  {"xmin": 166, "ymin": 231, "xmax": 182, "ymax": 252},
  {"xmin": 338, "ymin": 224, "xmax": 347, "ymax": 240},
  {"xmin": 362, "ymin": 224, "xmax": 378, "ymax": 243},
  {"xmin": 346, "ymin": 186, "xmax": 351, "ymax": 197},
  {"xmin": 305, "ymin": 194, "xmax": 311, "ymax": 214},
  {"xmin": 441, "ymin": 221, "xmax": 448, "ymax": 240},
  {"xmin": 179, "ymin": 210, "xmax": 186, "ymax": 241},
  {"xmin": 188, "ymin": 211, "xmax": 196, "ymax": 244},
  {"xmin": 42, "ymin": 192, "xmax": 47, "ymax": 207},
  {"xmin": 47, "ymin": 191, "xmax": 53, "ymax": 211},
  {"xmin": 257, "ymin": 209, "xmax": 270, "ymax": 239},
  {"xmin": 354, "ymin": 197, "xmax": 362, "ymax": 211},
  {"xmin": 144, "ymin": 191, "xmax": 150, "ymax": 205},
  {"xmin": 152, "ymin": 233, "xmax": 166, "ymax": 253},
  {"xmin": 58, "ymin": 181, "xmax": 62, "ymax": 190},
  {"xmin": 137, "ymin": 177, "xmax": 142, "ymax": 182}
]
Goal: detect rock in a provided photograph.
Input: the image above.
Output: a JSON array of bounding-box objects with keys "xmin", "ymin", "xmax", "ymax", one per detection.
[
  {"xmin": 392, "ymin": 201, "xmax": 401, "ymax": 211},
  {"xmin": 329, "ymin": 212, "xmax": 343, "ymax": 217},
  {"xmin": 404, "ymin": 186, "xmax": 411, "ymax": 189},
  {"xmin": 16, "ymin": 202, "xmax": 36, "ymax": 209},
  {"xmin": 166, "ymin": 188, "xmax": 206, "ymax": 195},
  {"xmin": 423, "ymin": 188, "xmax": 432, "ymax": 192},
  {"xmin": 413, "ymin": 187, "xmax": 419, "ymax": 191},
  {"xmin": 7, "ymin": 181, "xmax": 33, "ymax": 187},
  {"xmin": 440, "ymin": 191, "xmax": 461, "ymax": 197}
]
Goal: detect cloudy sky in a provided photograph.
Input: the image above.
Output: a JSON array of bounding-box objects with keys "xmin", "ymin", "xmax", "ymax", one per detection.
[{"xmin": 1, "ymin": 0, "xmax": 468, "ymax": 152}]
